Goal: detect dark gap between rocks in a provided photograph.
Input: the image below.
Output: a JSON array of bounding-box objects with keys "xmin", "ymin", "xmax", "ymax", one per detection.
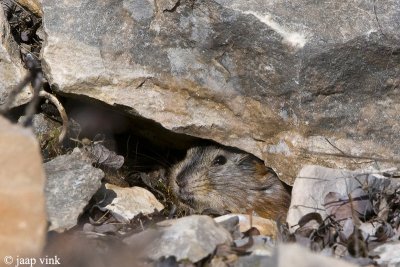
[
  {"xmin": 40, "ymin": 93, "xmax": 269, "ymax": 211},
  {"xmin": 37, "ymin": 95, "xmax": 269, "ymax": 267}
]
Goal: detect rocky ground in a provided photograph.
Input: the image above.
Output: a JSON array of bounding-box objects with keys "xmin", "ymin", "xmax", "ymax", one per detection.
[{"xmin": 0, "ymin": 0, "xmax": 399, "ymax": 267}]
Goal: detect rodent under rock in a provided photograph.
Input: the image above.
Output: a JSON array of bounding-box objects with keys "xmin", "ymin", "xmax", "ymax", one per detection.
[{"xmin": 168, "ymin": 146, "xmax": 291, "ymax": 220}]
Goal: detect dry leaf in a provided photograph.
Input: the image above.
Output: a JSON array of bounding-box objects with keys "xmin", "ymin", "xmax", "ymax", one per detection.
[
  {"xmin": 324, "ymin": 188, "xmax": 373, "ymax": 221},
  {"xmin": 86, "ymin": 143, "xmax": 124, "ymax": 169}
]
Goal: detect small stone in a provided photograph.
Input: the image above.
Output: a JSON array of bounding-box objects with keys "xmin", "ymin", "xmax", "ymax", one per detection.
[
  {"xmin": 215, "ymin": 214, "xmax": 278, "ymax": 238},
  {"xmin": 215, "ymin": 214, "xmax": 241, "ymax": 239},
  {"xmin": 44, "ymin": 149, "xmax": 104, "ymax": 231},
  {"xmin": 124, "ymin": 215, "xmax": 232, "ymax": 262},
  {"xmin": 100, "ymin": 184, "xmax": 164, "ymax": 223}
]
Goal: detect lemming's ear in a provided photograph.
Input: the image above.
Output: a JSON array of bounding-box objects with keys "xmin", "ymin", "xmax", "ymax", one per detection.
[
  {"xmin": 237, "ymin": 154, "xmax": 265, "ymax": 170},
  {"xmin": 257, "ymin": 164, "xmax": 292, "ymax": 194},
  {"xmin": 254, "ymin": 161, "xmax": 272, "ymax": 176},
  {"xmin": 252, "ymin": 160, "xmax": 280, "ymax": 185}
]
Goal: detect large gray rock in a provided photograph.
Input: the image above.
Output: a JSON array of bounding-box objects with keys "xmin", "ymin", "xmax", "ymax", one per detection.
[
  {"xmin": 41, "ymin": 0, "xmax": 400, "ymax": 182},
  {"xmin": 44, "ymin": 148, "xmax": 104, "ymax": 231},
  {"xmin": 0, "ymin": 5, "xmax": 32, "ymax": 109}
]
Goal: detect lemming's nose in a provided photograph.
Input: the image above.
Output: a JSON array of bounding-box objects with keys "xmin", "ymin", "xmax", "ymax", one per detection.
[{"xmin": 178, "ymin": 187, "xmax": 185, "ymax": 195}]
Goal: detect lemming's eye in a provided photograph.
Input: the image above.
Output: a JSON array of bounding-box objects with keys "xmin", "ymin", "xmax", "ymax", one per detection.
[{"xmin": 213, "ymin": 155, "xmax": 227, "ymax": 165}]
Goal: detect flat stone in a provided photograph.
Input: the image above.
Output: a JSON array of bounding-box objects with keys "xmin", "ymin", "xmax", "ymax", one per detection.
[
  {"xmin": 0, "ymin": 116, "xmax": 46, "ymax": 256},
  {"xmin": 124, "ymin": 215, "xmax": 232, "ymax": 262},
  {"xmin": 44, "ymin": 148, "xmax": 104, "ymax": 231},
  {"xmin": 101, "ymin": 184, "xmax": 164, "ymax": 223}
]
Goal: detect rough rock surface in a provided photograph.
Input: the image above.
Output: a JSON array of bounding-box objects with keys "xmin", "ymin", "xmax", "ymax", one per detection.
[
  {"xmin": 100, "ymin": 184, "xmax": 164, "ymax": 223},
  {"xmin": 41, "ymin": 0, "xmax": 400, "ymax": 182},
  {"xmin": 124, "ymin": 215, "xmax": 232, "ymax": 262},
  {"xmin": 0, "ymin": 5, "xmax": 31, "ymax": 109},
  {"xmin": 0, "ymin": 116, "xmax": 46, "ymax": 256},
  {"xmin": 44, "ymin": 148, "xmax": 104, "ymax": 231}
]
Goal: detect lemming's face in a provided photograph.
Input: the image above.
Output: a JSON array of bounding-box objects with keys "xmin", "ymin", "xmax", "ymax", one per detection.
[{"xmin": 168, "ymin": 146, "xmax": 279, "ymax": 214}]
